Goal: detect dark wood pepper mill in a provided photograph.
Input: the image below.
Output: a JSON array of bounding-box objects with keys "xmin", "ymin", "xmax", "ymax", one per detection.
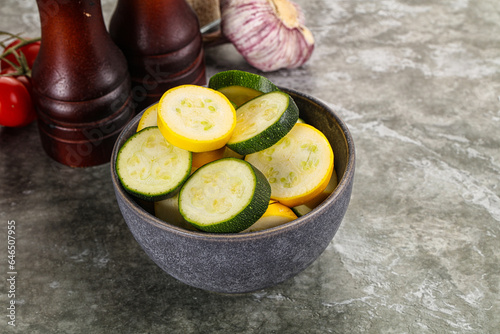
[
  {"xmin": 32, "ymin": 0, "xmax": 135, "ymax": 167},
  {"xmin": 108, "ymin": 0, "xmax": 206, "ymax": 111}
]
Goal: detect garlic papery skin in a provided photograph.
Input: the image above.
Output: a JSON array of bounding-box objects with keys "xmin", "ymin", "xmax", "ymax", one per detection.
[{"xmin": 220, "ymin": 0, "xmax": 315, "ymax": 72}]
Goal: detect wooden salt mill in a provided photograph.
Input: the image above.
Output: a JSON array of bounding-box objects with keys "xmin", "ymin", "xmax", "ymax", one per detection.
[
  {"xmin": 108, "ymin": 0, "xmax": 206, "ymax": 111},
  {"xmin": 32, "ymin": 0, "xmax": 135, "ymax": 167}
]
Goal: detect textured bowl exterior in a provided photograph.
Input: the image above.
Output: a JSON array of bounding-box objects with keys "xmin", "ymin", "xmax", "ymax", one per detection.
[{"xmin": 111, "ymin": 88, "xmax": 355, "ymax": 294}]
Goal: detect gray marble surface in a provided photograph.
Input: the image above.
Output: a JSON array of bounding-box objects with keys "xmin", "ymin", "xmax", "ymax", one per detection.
[{"xmin": 1, "ymin": 0, "xmax": 499, "ymax": 333}]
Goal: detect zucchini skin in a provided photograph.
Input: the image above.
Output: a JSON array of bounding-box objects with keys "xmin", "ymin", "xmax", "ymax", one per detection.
[
  {"xmin": 179, "ymin": 158, "xmax": 271, "ymax": 233},
  {"xmin": 208, "ymin": 70, "xmax": 280, "ymax": 94},
  {"xmin": 227, "ymin": 92, "xmax": 300, "ymax": 156},
  {"xmin": 221, "ymin": 162, "xmax": 272, "ymax": 233},
  {"xmin": 115, "ymin": 127, "xmax": 192, "ymax": 202},
  {"xmin": 119, "ymin": 174, "xmax": 188, "ymax": 202}
]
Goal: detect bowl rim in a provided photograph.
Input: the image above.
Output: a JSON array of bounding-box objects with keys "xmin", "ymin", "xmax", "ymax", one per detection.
[{"xmin": 110, "ymin": 87, "xmax": 355, "ymax": 241}]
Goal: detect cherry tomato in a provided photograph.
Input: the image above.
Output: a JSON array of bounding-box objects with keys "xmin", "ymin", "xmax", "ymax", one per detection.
[
  {"xmin": 0, "ymin": 39, "xmax": 41, "ymax": 71},
  {"xmin": 0, "ymin": 76, "xmax": 37, "ymax": 127},
  {"xmin": 1, "ymin": 67, "xmax": 33, "ymax": 94},
  {"xmin": 14, "ymin": 75, "xmax": 33, "ymax": 95},
  {"xmin": 0, "ymin": 67, "xmax": 16, "ymax": 75}
]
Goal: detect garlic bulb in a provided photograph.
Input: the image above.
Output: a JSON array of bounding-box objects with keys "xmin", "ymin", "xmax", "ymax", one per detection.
[{"xmin": 220, "ymin": 0, "xmax": 315, "ymax": 72}]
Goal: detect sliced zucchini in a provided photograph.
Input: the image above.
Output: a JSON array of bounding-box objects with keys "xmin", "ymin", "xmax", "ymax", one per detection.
[
  {"xmin": 136, "ymin": 103, "xmax": 158, "ymax": 132},
  {"xmin": 245, "ymin": 123, "xmax": 334, "ymax": 208},
  {"xmin": 115, "ymin": 126, "xmax": 192, "ymax": 201},
  {"xmin": 241, "ymin": 201, "xmax": 297, "ymax": 233},
  {"xmin": 227, "ymin": 91, "xmax": 299, "ymax": 155},
  {"xmin": 291, "ymin": 169, "xmax": 338, "ymax": 217},
  {"xmin": 154, "ymin": 194, "xmax": 199, "ymax": 231},
  {"xmin": 208, "ymin": 70, "xmax": 280, "ymax": 107},
  {"xmin": 303, "ymin": 168, "xmax": 338, "ymax": 208},
  {"xmin": 291, "ymin": 205, "xmax": 312, "ymax": 217},
  {"xmin": 179, "ymin": 158, "xmax": 271, "ymax": 233},
  {"xmin": 157, "ymin": 85, "xmax": 236, "ymax": 152},
  {"xmin": 218, "ymin": 86, "xmax": 262, "ymax": 107}
]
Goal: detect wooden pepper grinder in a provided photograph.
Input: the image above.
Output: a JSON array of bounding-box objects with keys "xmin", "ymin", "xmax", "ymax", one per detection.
[
  {"xmin": 108, "ymin": 0, "xmax": 206, "ymax": 111},
  {"xmin": 32, "ymin": 0, "xmax": 135, "ymax": 167}
]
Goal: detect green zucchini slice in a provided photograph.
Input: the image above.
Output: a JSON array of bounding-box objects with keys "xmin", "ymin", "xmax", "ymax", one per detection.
[
  {"xmin": 226, "ymin": 91, "xmax": 299, "ymax": 155},
  {"xmin": 179, "ymin": 158, "xmax": 271, "ymax": 233},
  {"xmin": 115, "ymin": 126, "xmax": 192, "ymax": 201},
  {"xmin": 291, "ymin": 205, "xmax": 312, "ymax": 217},
  {"xmin": 208, "ymin": 70, "xmax": 280, "ymax": 107}
]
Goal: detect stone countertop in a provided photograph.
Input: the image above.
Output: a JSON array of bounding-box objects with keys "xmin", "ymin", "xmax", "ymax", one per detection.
[{"xmin": 1, "ymin": 0, "xmax": 499, "ymax": 333}]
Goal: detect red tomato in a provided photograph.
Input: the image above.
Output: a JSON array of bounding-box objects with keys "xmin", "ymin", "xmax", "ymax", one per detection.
[
  {"xmin": 0, "ymin": 67, "xmax": 16, "ymax": 75},
  {"xmin": 0, "ymin": 39, "xmax": 41, "ymax": 71},
  {"xmin": 15, "ymin": 75, "xmax": 33, "ymax": 95},
  {"xmin": 0, "ymin": 76, "xmax": 37, "ymax": 127},
  {"xmin": 1, "ymin": 67, "xmax": 33, "ymax": 94}
]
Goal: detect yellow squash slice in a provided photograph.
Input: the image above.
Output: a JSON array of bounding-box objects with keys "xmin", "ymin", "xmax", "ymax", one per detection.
[
  {"xmin": 191, "ymin": 146, "xmax": 226, "ymax": 170},
  {"xmin": 292, "ymin": 169, "xmax": 338, "ymax": 217},
  {"xmin": 136, "ymin": 103, "xmax": 158, "ymax": 132},
  {"xmin": 157, "ymin": 85, "xmax": 236, "ymax": 152},
  {"xmin": 245, "ymin": 123, "xmax": 334, "ymax": 208},
  {"xmin": 241, "ymin": 201, "xmax": 298, "ymax": 233}
]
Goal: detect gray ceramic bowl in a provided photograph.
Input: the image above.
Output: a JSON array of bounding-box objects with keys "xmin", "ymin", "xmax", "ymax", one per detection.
[{"xmin": 110, "ymin": 87, "xmax": 355, "ymax": 294}]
